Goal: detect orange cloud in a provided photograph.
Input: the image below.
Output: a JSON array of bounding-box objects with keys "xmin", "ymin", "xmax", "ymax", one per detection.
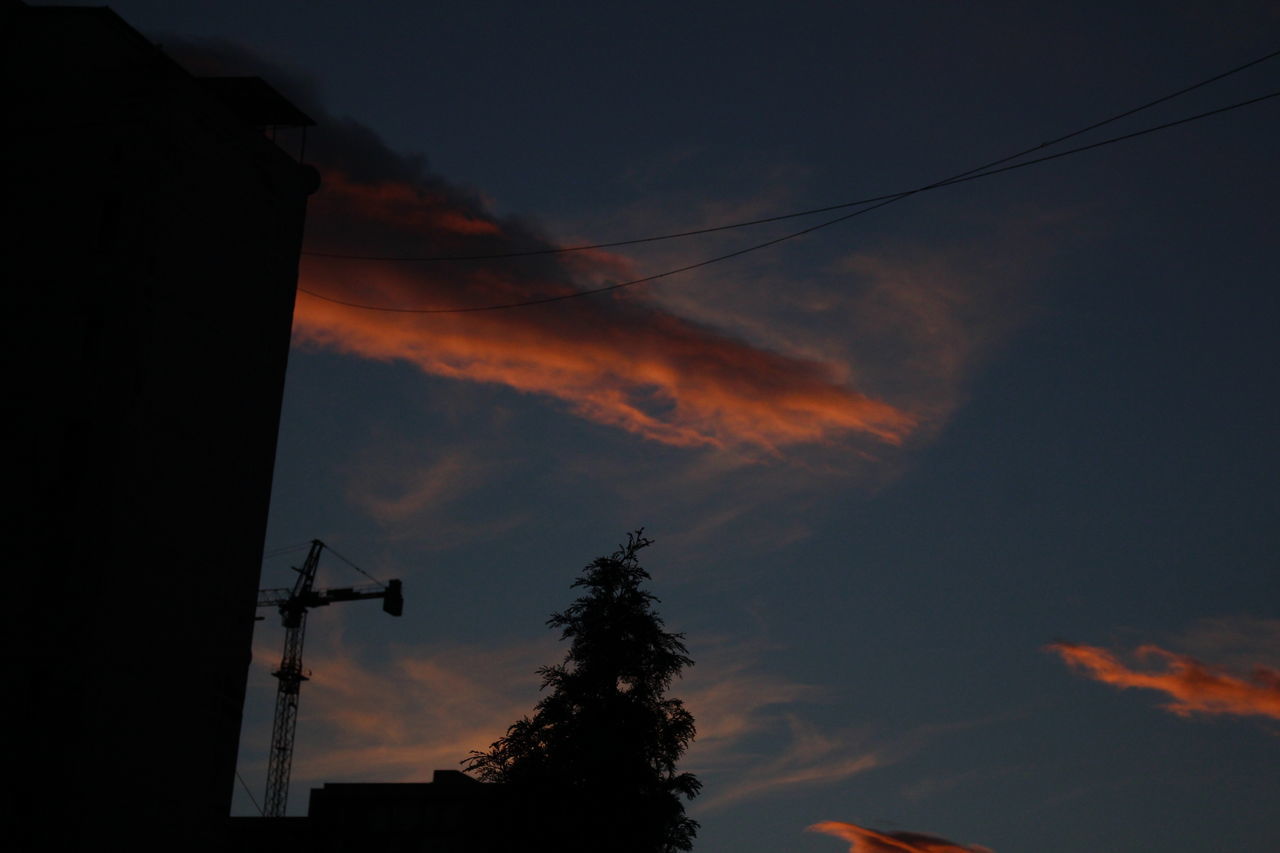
[
  {"xmin": 807, "ymin": 821, "xmax": 994, "ymax": 853},
  {"xmin": 314, "ymin": 170, "xmax": 503, "ymax": 236},
  {"xmin": 296, "ymin": 272, "xmax": 912, "ymax": 453},
  {"xmin": 1047, "ymin": 641, "xmax": 1280, "ymax": 721},
  {"xmin": 296, "ymin": 165, "xmax": 915, "ymax": 453}
]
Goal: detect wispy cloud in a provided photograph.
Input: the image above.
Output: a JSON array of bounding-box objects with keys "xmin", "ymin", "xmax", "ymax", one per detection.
[
  {"xmin": 346, "ymin": 446, "xmax": 487, "ymax": 525},
  {"xmin": 830, "ymin": 244, "xmax": 1039, "ymax": 422},
  {"xmin": 693, "ymin": 709, "xmax": 1019, "ymax": 813},
  {"xmin": 695, "ymin": 715, "xmax": 884, "ymax": 812},
  {"xmin": 339, "ymin": 437, "xmax": 532, "ymax": 547},
  {"xmin": 287, "ymin": 639, "xmax": 551, "ymax": 784},
  {"xmin": 1047, "ymin": 631, "xmax": 1280, "ymax": 721},
  {"xmin": 681, "ymin": 659, "xmax": 819, "ymax": 760},
  {"xmin": 807, "ymin": 821, "xmax": 994, "ymax": 853},
  {"xmin": 677, "ymin": 640, "xmax": 895, "ymax": 812},
  {"xmin": 899, "ymin": 766, "xmax": 1016, "ymax": 803},
  {"xmin": 627, "ymin": 204, "xmax": 1052, "ymax": 437},
  {"xmin": 1171, "ymin": 615, "xmax": 1280, "ymax": 674},
  {"xmin": 244, "ymin": 627, "xmax": 891, "ymax": 810},
  {"xmin": 246, "ymin": 623, "xmax": 997, "ymax": 818}
]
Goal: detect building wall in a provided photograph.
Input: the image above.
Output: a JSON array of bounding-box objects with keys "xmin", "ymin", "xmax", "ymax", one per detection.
[{"xmin": 5, "ymin": 3, "xmax": 316, "ymax": 846}]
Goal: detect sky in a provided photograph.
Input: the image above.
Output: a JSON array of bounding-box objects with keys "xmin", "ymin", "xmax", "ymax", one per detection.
[{"xmin": 60, "ymin": 2, "xmax": 1280, "ymax": 851}]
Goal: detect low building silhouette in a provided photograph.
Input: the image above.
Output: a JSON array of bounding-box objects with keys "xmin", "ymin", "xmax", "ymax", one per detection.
[
  {"xmin": 6, "ymin": 2, "xmax": 317, "ymax": 847},
  {"xmin": 228, "ymin": 771, "xmax": 522, "ymax": 852},
  {"xmin": 308, "ymin": 771, "xmax": 522, "ymax": 852}
]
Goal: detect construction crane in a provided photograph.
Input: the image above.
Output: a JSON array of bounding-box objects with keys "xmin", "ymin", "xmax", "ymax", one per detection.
[{"xmin": 256, "ymin": 539, "xmax": 403, "ymax": 817}]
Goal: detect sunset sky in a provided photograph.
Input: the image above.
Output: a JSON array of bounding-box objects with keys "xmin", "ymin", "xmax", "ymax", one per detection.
[{"xmin": 62, "ymin": 3, "xmax": 1279, "ymax": 851}]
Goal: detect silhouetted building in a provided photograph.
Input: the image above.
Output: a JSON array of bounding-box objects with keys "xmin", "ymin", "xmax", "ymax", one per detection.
[
  {"xmin": 6, "ymin": 2, "xmax": 317, "ymax": 848},
  {"xmin": 227, "ymin": 771, "xmax": 521, "ymax": 852},
  {"xmin": 309, "ymin": 772, "xmax": 518, "ymax": 853}
]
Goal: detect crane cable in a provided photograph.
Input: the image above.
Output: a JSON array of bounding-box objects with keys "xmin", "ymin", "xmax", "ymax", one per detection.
[
  {"xmin": 262, "ymin": 542, "xmax": 313, "ymax": 559},
  {"xmin": 322, "ymin": 542, "xmax": 391, "ymax": 588},
  {"xmin": 236, "ymin": 770, "xmax": 265, "ymax": 817},
  {"xmin": 264, "ymin": 540, "xmax": 390, "ymax": 587}
]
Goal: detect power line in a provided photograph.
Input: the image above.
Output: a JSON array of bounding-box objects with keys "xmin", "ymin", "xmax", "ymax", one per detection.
[
  {"xmin": 302, "ymin": 48, "xmax": 1280, "ymax": 263},
  {"xmin": 298, "ymin": 88, "xmax": 1280, "ymax": 315}
]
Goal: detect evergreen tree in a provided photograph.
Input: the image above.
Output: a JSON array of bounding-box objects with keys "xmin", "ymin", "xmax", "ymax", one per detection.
[{"xmin": 465, "ymin": 531, "xmax": 700, "ymax": 852}]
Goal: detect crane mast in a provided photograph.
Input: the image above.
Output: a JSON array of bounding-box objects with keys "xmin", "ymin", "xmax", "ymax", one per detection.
[{"xmin": 257, "ymin": 540, "xmax": 403, "ymax": 817}]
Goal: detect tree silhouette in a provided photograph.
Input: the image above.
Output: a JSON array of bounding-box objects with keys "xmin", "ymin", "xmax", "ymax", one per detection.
[{"xmin": 465, "ymin": 531, "xmax": 700, "ymax": 852}]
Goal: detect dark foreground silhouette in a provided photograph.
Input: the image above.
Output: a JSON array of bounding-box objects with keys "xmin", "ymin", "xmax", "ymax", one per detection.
[{"xmin": 466, "ymin": 531, "xmax": 701, "ymax": 853}]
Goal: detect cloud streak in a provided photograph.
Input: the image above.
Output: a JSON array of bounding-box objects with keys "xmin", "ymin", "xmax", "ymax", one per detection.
[
  {"xmin": 807, "ymin": 821, "xmax": 994, "ymax": 853},
  {"xmin": 293, "ymin": 272, "xmax": 915, "ymax": 452},
  {"xmin": 693, "ymin": 715, "xmax": 883, "ymax": 812},
  {"xmin": 296, "ymin": 163, "xmax": 916, "ymax": 451},
  {"xmin": 1047, "ymin": 640, "xmax": 1280, "ymax": 721}
]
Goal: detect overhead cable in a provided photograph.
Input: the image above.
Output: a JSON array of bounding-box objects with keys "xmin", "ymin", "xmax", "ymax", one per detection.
[
  {"xmin": 298, "ymin": 88, "xmax": 1280, "ymax": 314},
  {"xmin": 302, "ymin": 48, "xmax": 1280, "ymax": 263}
]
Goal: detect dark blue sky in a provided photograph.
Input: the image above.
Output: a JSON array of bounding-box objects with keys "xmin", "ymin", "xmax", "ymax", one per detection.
[{"xmin": 60, "ymin": 2, "xmax": 1280, "ymax": 850}]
